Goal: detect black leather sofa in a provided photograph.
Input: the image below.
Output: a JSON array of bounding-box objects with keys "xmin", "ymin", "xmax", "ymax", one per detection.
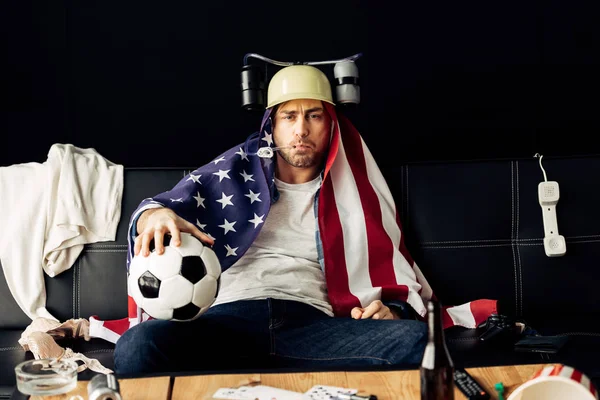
[{"xmin": 2, "ymin": 156, "xmax": 600, "ymax": 398}]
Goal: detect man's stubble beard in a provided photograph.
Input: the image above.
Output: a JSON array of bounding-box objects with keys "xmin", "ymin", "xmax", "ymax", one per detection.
[{"xmin": 278, "ymin": 148, "xmax": 324, "ymax": 169}]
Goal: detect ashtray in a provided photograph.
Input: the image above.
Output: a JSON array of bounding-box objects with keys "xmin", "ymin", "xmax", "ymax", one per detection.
[{"xmin": 15, "ymin": 357, "xmax": 78, "ymax": 396}]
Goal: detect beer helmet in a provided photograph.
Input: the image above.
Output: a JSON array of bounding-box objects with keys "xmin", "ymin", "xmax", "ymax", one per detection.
[
  {"xmin": 240, "ymin": 52, "xmax": 362, "ymax": 111},
  {"xmin": 266, "ymin": 65, "xmax": 334, "ymax": 109}
]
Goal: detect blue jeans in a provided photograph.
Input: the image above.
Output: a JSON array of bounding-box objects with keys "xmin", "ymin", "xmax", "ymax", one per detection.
[{"xmin": 114, "ymin": 299, "xmax": 427, "ymax": 376}]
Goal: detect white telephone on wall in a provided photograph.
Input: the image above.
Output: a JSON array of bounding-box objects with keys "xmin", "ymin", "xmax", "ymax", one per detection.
[
  {"xmin": 535, "ymin": 154, "xmax": 566, "ymax": 257},
  {"xmin": 538, "ymin": 180, "xmax": 566, "ymax": 257}
]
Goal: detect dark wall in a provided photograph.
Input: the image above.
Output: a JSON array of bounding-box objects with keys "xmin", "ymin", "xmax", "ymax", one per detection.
[{"xmin": 2, "ymin": 1, "xmax": 599, "ymax": 169}]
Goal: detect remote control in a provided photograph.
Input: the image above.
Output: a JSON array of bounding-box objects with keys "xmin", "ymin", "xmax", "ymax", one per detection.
[{"xmin": 453, "ymin": 368, "xmax": 490, "ymax": 400}]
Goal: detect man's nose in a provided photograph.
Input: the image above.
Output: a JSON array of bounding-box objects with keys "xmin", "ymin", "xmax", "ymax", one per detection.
[{"xmin": 294, "ymin": 118, "xmax": 309, "ymax": 138}]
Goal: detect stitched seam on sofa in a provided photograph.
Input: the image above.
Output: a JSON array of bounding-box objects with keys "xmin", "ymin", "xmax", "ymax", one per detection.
[
  {"xmin": 72, "ymin": 259, "xmax": 76, "ymax": 319},
  {"xmin": 516, "ymin": 161, "xmax": 523, "ymax": 316},
  {"xmin": 421, "ymin": 238, "xmax": 600, "ymax": 248},
  {"xmin": 511, "ymin": 161, "xmax": 519, "ymax": 317},
  {"xmin": 75, "ymin": 258, "xmax": 80, "ymax": 318},
  {"xmin": 567, "ymin": 234, "xmax": 600, "ymax": 239},
  {"xmin": 82, "ymin": 249, "xmax": 127, "ymax": 253},
  {"xmin": 420, "ymin": 236, "xmax": 600, "ymax": 245},
  {"xmin": 84, "ymin": 244, "xmax": 127, "ymax": 248},
  {"xmin": 124, "ymin": 167, "xmax": 194, "ymax": 171},
  {"xmin": 0, "ymin": 346, "xmax": 22, "ymax": 351},
  {"xmin": 447, "ymin": 337, "xmax": 479, "ymax": 342},
  {"xmin": 421, "ymin": 244, "xmax": 512, "ymax": 249},
  {"xmin": 83, "ymin": 349, "xmax": 115, "ymax": 354},
  {"xmin": 77, "ymin": 260, "xmax": 81, "ymax": 318},
  {"xmin": 421, "ymin": 239, "xmax": 513, "ymax": 244},
  {"xmin": 557, "ymin": 332, "xmax": 600, "ymax": 337},
  {"xmin": 519, "ymin": 240, "xmax": 600, "ymax": 246},
  {"xmin": 421, "ymin": 242, "xmax": 562, "ymax": 248}
]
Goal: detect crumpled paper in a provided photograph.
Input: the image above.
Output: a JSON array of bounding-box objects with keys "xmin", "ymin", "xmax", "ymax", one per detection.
[{"xmin": 19, "ymin": 317, "xmax": 113, "ymax": 374}]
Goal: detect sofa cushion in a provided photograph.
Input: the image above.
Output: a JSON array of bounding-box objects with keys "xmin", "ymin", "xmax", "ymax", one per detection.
[{"xmin": 0, "ymin": 330, "xmax": 31, "ymax": 398}]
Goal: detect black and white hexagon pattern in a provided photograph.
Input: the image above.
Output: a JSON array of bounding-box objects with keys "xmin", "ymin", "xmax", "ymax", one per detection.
[{"xmin": 128, "ymin": 232, "xmax": 221, "ymax": 321}]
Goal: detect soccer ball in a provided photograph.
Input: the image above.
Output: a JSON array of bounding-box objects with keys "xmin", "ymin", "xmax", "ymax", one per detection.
[{"xmin": 127, "ymin": 232, "xmax": 221, "ymax": 322}]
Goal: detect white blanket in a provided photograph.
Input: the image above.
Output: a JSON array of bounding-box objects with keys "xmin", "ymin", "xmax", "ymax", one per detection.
[{"xmin": 0, "ymin": 143, "xmax": 123, "ymax": 321}]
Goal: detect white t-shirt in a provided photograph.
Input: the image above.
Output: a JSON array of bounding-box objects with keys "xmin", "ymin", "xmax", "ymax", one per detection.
[{"xmin": 212, "ymin": 175, "xmax": 333, "ymax": 316}]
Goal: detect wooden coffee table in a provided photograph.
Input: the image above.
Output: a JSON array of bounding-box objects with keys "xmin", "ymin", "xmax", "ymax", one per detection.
[
  {"xmin": 28, "ymin": 363, "xmax": 549, "ymax": 399},
  {"xmin": 172, "ymin": 363, "xmax": 550, "ymax": 399},
  {"xmin": 27, "ymin": 376, "xmax": 171, "ymax": 400}
]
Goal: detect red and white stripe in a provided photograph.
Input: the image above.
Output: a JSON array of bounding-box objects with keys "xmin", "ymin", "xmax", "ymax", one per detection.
[
  {"xmin": 88, "ymin": 295, "xmax": 150, "ymax": 342},
  {"xmin": 320, "ymin": 103, "xmax": 497, "ymax": 329},
  {"xmin": 528, "ymin": 364, "xmax": 598, "ymax": 399}
]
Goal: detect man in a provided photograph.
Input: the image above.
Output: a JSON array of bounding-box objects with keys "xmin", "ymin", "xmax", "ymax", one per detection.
[{"xmin": 106, "ymin": 64, "xmax": 496, "ymax": 375}]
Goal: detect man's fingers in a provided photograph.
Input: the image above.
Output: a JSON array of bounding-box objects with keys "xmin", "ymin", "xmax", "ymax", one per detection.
[
  {"xmin": 141, "ymin": 232, "xmax": 152, "ymax": 257},
  {"xmin": 198, "ymin": 231, "xmax": 215, "ymax": 246},
  {"xmin": 134, "ymin": 235, "xmax": 142, "ymax": 256},
  {"xmin": 352, "ymin": 301, "xmax": 396, "ymax": 320},
  {"xmin": 185, "ymin": 221, "xmax": 214, "ymax": 246},
  {"xmin": 168, "ymin": 220, "xmax": 181, "ymax": 247},
  {"xmin": 360, "ymin": 301, "xmax": 382, "ymax": 319},
  {"xmin": 373, "ymin": 310, "xmax": 394, "ymax": 320},
  {"xmin": 351, "ymin": 307, "xmax": 363, "ymax": 320},
  {"xmin": 154, "ymin": 230, "xmax": 165, "ymax": 255}
]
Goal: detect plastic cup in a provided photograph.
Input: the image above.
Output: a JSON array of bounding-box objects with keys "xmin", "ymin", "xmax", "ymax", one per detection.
[{"xmin": 507, "ymin": 364, "xmax": 598, "ymax": 400}]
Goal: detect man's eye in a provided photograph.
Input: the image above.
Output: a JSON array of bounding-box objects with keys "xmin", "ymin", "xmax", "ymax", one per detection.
[{"xmin": 309, "ymin": 114, "xmax": 322, "ymax": 119}]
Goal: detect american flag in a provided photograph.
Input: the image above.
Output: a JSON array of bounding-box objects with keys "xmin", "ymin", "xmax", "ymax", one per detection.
[{"xmin": 89, "ymin": 103, "xmax": 497, "ymax": 343}]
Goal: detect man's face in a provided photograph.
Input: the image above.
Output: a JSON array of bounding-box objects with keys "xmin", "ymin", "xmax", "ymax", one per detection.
[{"xmin": 272, "ymin": 99, "xmax": 332, "ymax": 169}]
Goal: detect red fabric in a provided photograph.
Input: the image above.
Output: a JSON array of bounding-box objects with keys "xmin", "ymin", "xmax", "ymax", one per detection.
[{"xmin": 318, "ymin": 103, "xmax": 497, "ymax": 329}]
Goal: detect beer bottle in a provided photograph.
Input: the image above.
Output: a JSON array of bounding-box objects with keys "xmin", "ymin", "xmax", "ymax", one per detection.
[{"xmin": 420, "ymin": 300, "xmax": 454, "ymax": 400}]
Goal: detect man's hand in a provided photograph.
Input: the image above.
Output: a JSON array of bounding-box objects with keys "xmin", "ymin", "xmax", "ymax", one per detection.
[
  {"xmin": 351, "ymin": 300, "xmax": 400, "ymax": 320},
  {"xmin": 134, "ymin": 208, "xmax": 214, "ymax": 257}
]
